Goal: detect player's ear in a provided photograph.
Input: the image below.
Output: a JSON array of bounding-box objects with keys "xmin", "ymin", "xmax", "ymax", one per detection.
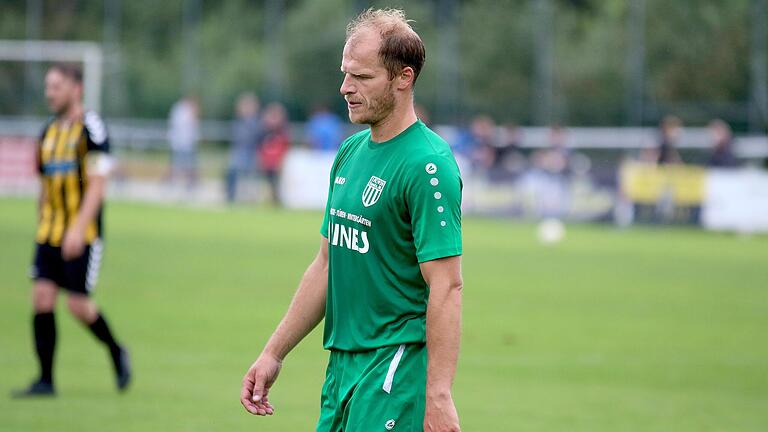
[{"xmin": 396, "ymin": 67, "xmax": 415, "ymax": 91}]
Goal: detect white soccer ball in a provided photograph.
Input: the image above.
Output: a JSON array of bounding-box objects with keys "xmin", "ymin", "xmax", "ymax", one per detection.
[{"xmin": 537, "ymin": 218, "xmax": 566, "ymax": 245}]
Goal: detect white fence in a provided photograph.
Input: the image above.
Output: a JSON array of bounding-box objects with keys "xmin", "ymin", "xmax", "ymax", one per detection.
[{"xmin": 2, "ymin": 116, "xmax": 767, "ymax": 156}]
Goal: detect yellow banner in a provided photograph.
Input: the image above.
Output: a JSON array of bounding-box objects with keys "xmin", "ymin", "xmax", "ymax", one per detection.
[{"xmin": 620, "ymin": 162, "xmax": 706, "ymax": 206}]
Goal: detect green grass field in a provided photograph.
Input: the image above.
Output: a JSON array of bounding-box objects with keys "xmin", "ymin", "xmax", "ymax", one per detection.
[{"xmin": 1, "ymin": 198, "xmax": 767, "ymax": 431}]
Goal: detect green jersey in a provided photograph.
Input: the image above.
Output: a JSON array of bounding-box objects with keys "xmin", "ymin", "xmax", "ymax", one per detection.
[{"xmin": 320, "ymin": 120, "xmax": 463, "ymax": 351}]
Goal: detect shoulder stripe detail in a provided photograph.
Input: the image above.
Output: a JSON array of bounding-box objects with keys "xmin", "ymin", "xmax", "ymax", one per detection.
[{"xmin": 84, "ymin": 111, "xmax": 108, "ymax": 145}]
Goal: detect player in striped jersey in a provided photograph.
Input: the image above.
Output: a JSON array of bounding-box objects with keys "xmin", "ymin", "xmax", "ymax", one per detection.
[{"xmin": 13, "ymin": 63, "xmax": 131, "ymax": 397}]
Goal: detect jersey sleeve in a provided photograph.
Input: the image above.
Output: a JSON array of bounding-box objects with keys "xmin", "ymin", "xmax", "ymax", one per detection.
[
  {"xmin": 320, "ymin": 146, "xmax": 344, "ymax": 238},
  {"xmin": 320, "ymin": 134, "xmax": 363, "ymax": 238},
  {"xmin": 83, "ymin": 111, "xmax": 110, "ymax": 153},
  {"xmin": 320, "ymin": 167, "xmax": 335, "ymax": 239},
  {"xmin": 406, "ymin": 155, "xmax": 463, "ymax": 263},
  {"xmin": 83, "ymin": 111, "xmax": 115, "ymax": 177}
]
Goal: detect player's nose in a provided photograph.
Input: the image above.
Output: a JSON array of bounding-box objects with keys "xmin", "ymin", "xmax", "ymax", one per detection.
[{"xmin": 339, "ymin": 74, "xmax": 355, "ymax": 96}]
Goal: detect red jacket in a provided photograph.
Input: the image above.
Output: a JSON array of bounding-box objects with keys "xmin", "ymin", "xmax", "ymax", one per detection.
[{"xmin": 258, "ymin": 130, "xmax": 290, "ymax": 171}]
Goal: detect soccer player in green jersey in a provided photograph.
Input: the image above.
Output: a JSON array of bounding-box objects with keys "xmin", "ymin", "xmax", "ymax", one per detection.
[{"xmin": 241, "ymin": 9, "xmax": 463, "ymax": 431}]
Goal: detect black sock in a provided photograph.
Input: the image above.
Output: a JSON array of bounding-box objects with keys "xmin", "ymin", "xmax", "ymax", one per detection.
[
  {"xmin": 33, "ymin": 312, "xmax": 56, "ymax": 385},
  {"xmin": 88, "ymin": 313, "xmax": 122, "ymax": 366}
]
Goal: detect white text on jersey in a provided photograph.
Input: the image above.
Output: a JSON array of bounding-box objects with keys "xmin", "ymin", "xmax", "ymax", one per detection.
[{"xmin": 328, "ymin": 222, "xmax": 370, "ymax": 254}]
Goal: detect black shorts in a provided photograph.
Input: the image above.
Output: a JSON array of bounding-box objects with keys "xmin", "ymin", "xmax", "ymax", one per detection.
[{"xmin": 30, "ymin": 240, "xmax": 104, "ymax": 295}]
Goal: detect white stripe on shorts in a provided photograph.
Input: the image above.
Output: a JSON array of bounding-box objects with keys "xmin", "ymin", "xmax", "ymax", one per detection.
[
  {"xmin": 85, "ymin": 239, "xmax": 103, "ymax": 293},
  {"xmin": 382, "ymin": 344, "xmax": 406, "ymax": 394}
]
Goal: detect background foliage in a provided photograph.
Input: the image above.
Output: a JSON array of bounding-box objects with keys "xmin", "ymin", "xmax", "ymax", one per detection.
[{"xmin": 0, "ymin": 0, "xmax": 763, "ymax": 129}]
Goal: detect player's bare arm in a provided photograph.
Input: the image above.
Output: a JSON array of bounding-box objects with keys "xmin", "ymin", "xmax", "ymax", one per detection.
[
  {"xmin": 61, "ymin": 172, "xmax": 107, "ymax": 261},
  {"xmin": 240, "ymin": 236, "xmax": 329, "ymax": 416},
  {"xmin": 421, "ymin": 255, "xmax": 463, "ymax": 432}
]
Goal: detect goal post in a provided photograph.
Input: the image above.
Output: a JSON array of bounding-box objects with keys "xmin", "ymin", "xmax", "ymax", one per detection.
[{"xmin": 0, "ymin": 40, "xmax": 103, "ymax": 113}]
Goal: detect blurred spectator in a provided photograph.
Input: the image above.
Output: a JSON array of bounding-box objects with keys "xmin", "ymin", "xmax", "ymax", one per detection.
[
  {"xmin": 306, "ymin": 105, "xmax": 342, "ymax": 151},
  {"xmin": 225, "ymin": 93, "xmax": 263, "ymax": 203},
  {"xmin": 167, "ymin": 96, "xmax": 200, "ymax": 188},
  {"xmin": 468, "ymin": 115, "xmax": 497, "ymax": 171},
  {"xmin": 534, "ymin": 124, "xmax": 570, "ymax": 175},
  {"xmin": 527, "ymin": 125, "xmax": 571, "ymax": 218},
  {"xmin": 707, "ymin": 119, "xmax": 739, "ymax": 168},
  {"xmin": 258, "ymin": 103, "xmax": 291, "ymax": 205},
  {"xmin": 655, "ymin": 115, "xmax": 683, "ymax": 165},
  {"xmin": 488, "ymin": 122, "xmax": 526, "ymax": 181},
  {"xmin": 449, "ymin": 121, "xmax": 472, "ymax": 156}
]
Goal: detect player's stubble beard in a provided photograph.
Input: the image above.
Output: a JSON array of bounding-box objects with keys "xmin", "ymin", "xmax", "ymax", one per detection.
[
  {"xmin": 49, "ymin": 92, "xmax": 74, "ymax": 119},
  {"xmin": 53, "ymin": 101, "xmax": 72, "ymax": 118},
  {"xmin": 354, "ymin": 80, "xmax": 396, "ymax": 127}
]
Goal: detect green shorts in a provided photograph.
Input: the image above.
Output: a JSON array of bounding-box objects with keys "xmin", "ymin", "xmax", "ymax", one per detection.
[{"xmin": 316, "ymin": 343, "xmax": 426, "ymax": 432}]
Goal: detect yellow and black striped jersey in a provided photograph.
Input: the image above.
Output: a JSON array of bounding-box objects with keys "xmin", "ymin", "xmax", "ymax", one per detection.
[{"xmin": 36, "ymin": 111, "xmax": 110, "ymax": 246}]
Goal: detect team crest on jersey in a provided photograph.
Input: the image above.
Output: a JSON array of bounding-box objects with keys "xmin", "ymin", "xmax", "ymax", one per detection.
[{"xmin": 362, "ymin": 176, "xmax": 386, "ymax": 207}]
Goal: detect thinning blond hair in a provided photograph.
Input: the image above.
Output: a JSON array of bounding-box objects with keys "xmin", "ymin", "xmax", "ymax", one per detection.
[{"xmin": 346, "ymin": 8, "xmax": 426, "ymax": 85}]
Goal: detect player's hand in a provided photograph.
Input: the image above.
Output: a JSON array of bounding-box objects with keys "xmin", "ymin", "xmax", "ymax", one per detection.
[
  {"xmin": 424, "ymin": 392, "xmax": 460, "ymax": 432},
  {"xmin": 61, "ymin": 227, "xmax": 86, "ymax": 261},
  {"xmin": 240, "ymin": 353, "xmax": 282, "ymax": 416}
]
